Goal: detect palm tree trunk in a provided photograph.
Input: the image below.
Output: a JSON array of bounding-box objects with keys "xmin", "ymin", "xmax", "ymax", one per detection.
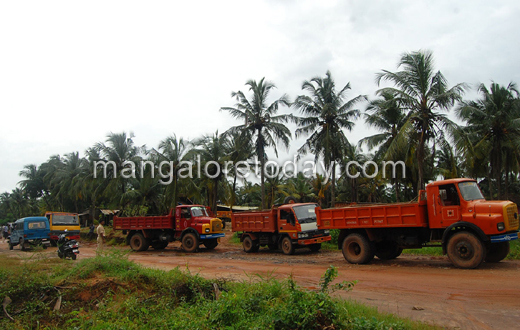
[
  {"xmin": 331, "ymin": 163, "xmax": 336, "ymax": 207},
  {"xmin": 416, "ymin": 131, "xmax": 426, "ymax": 193}
]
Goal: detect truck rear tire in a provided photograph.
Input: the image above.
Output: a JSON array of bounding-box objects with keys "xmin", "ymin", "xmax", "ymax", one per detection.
[
  {"xmin": 309, "ymin": 243, "xmax": 321, "ymax": 252},
  {"xmin": 182, "ymin": 233, "xmax": 199, "ymax": 253},
  {"xmin": 129, "ymin": 233, "xmax": 149, "ymax": 252},
  {"xmin": 281, "ymin": 237, "xmax": 295, "ymax": 255},
  {"xmin": 342, "ymin": 233, "xmax": 374, "ymax": 264},
  {"xmin": 485, "ymin": 242, "xmax": 510, "ymax": 263},
  {"xmin": 447, "ymin": 231, "xmax": 485, "ymax": 269},
  {"xmin": 203, "ymin": 238, "xmax": 218, "ymax": 250},
  {"xmin": 375, "ymin": 240, "xmax": 403, "ymax": 260},
  {"xmin": 243, "ymin": 236, "xmax": 259, "ymax": 253}
]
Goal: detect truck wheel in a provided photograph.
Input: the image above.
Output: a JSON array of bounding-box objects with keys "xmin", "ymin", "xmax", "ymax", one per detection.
[
  {"xmin": 309, "ymin": 243, "xmax": 321, "ymax": 252},
  {"xmin": 9, "ymin": 241, "xmax": 13, "ymax": 250},
  {"xmin": 447, "ymin": 231, "xmax": 485, "ymax": 269},
  {"xmin": 203, "ymin": 238, "xmax": 218, "ymax": 250},
  {"xmin": 375, "ymin": 240, "xmax": 403, "ymax": 260},
  {"xmin": 284, "ymin": 196, "xmax": 297, "ymax": 204},
  {"xmin": 242, "ymin": 236, "xmax": 258, "ymax": 253},
  {"xmin": 485, "ymin": 242, "xmax": 510, "ymax": 263},
  {"xmin": 281, "ymin": 237, "xmax": 295, "ymax": 255},
  {"xmin": 20, "ymin": 239, "xmax": 26, "ymax": 251},
  {"xmin": 129, "ymin": 233, "xmax": 149, "ymax": 252},
  {"xmin": 182, "ymin": 233, "xmax": 199, "ymax": 253},
  {"xmin": 342, "ymin": 233, "xmax": 374, "ymax": 264}
]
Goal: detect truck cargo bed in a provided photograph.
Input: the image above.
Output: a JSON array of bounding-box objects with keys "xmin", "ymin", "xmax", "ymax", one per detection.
[
  {"xmin": 317, "ymin": 202, "xmax": 428, "ymax": 229},
  {"xmin": 113, "ymin": 215, "xmax": 174, "ymax": 230},
  {"xmin": 232, "ymin": 209, "xmax": 277, "ymax": 232}
]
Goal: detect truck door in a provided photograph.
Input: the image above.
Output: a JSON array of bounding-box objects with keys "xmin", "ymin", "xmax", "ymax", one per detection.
[
  {"xmin": 279, "ymin": 208, "xmax": 298, "ymax": 237},
  {"xmin": 177, "ymin": 207, "xmax": 192, "ymax": 230},
  {"xmin": 438, "ymin": 184, "xmax": 462, "ymax": 227}
]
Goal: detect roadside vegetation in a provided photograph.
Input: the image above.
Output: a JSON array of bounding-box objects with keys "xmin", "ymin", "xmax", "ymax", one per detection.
[{"xmin": 0, "ymin": 252, "xmax": 436, "ymax": 330}]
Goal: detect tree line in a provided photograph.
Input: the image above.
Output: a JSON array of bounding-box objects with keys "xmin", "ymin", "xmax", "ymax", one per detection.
[{"xmin": 1, "ymin": 50, "xmax": 519, "ymax": 222}]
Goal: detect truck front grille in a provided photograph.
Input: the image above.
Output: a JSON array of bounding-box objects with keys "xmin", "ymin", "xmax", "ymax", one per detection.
[
  {"xmin": 211, "ymin": 219, "xmax": 223, "ymax": 232},
  {"xmin": 505, "ymin": 204, "xmax": 519, "ymax": 231}
]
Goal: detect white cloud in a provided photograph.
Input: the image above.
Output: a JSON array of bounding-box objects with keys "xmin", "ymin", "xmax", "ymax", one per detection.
[{"xmin": 1, "ymin": 0, "xmax": 519, "ymax": 192}]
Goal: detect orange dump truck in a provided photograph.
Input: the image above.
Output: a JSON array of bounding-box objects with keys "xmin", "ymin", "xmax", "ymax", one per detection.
[
  {"xmin": 232, "ymin": 202, "xmax": 332, "ymax": 254},
  {"xmin": 317, "ymin": 178, "xmax": 519, "ymax": 269}
]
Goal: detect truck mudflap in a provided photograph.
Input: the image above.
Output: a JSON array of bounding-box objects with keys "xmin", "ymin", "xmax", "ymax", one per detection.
[
  {"xmin": 490, "ymin": 232, "xmax": 520, "ymax": 243},
  {"xmin": 199, "ymin": 233, "xmax": 225, "ymax": 240},
  {"xmin": 297, "ymin": 236, "xmax": 331, "ymax": 245}
]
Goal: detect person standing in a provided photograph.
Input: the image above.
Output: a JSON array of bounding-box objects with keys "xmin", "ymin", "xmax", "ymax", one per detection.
[
  {"xmin": 96, "ymin": 220, "xmax": 106, "ymax": 254},
  {"xmin": 2, "ymin": 224, "xmax": 8, "ymax": 243}
]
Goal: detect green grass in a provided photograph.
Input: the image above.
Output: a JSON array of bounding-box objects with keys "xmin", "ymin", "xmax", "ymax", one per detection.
[{"xmin": 0, "ymin": 251, "xmax": 437, "ymax": 329}]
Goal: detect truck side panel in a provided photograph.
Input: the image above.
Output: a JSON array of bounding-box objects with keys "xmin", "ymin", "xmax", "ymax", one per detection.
[
  {"xmin": 113, "ymin": 215, "xmax": 174, "ymax": 230},
  {"xmin": 232, "ymin": 210, "xmax": 277, "ymax": 233},
  {"xmin": 317, "ymin": 203, "xmax": 429, "ymax": 229}
]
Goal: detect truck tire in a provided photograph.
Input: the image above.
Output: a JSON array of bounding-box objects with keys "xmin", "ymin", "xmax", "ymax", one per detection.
[
  {"xmin": 284, "ymin": 196, "xmax": 297, "ymax": 204},
  {"xmin": 309, "ymin": 243, "xmax": 321, "ymax": 252},
  {"xmin": 485, "ymin": 242, "xmax": 510, "ymax": 263},
  {"xmin": 203, "ymin": 238, "xmax": 218, "ymax": 250},
  {"xmin": 375, "ymin": 240, "xmax": 403, "ymax": 260},
  {"xmin": 9, "ymin": 241, "xmax": 13, "ymax": 250},
  {"xmin": 182, "ymin": 233, "xmax": 199, "ymax": 253},
  {"xmin": 281, "ymin": 237, "xmax": 295, "ymax": 255},
  {"xmin": 342, "ymin": 233, "xmax": 374, "ymax": 264},
  {"xmin": 129, "ymin": 233, "xmax": 149, "ymax": 252},
  {"xmin": 447, "ymin": 231, "xmax": 485, "ymax": 269},
  {"xmin": 243, "ymin": 236, "xmax": 259, "ymax": 253}
]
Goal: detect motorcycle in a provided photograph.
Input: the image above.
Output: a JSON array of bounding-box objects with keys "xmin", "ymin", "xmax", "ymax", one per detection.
[{"xmin": 57, "ymin": 233, "xmax": 80, "ymax": 260}]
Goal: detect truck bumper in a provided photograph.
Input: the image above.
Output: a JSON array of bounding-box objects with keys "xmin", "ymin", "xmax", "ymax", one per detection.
[
  {"xmin": 200, "ymin": 233, "xmax": 225, "ymax": 240},
  {"xmin": 490, "ymin": 232, "xmax": 519, "ymax": 243},
  {"xmin": 297, "ymin": 236, "xmax": 332, "ymax": 245}
]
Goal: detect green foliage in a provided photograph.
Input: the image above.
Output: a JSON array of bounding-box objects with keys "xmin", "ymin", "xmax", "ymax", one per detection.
[{"xmin": 0, "ymin": 254, "xmax": 432, "ymax": 330}]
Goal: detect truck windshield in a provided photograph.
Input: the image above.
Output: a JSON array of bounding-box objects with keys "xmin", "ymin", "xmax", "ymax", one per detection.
[
  {"xmin": 293, "ymin": 204, "xmax": 318, "ymax": 224},
  {"xmin": 52, "ymin": 215, "xmax": 79, "ymax": 226},
  {"xmin": 190, "ymin": 207, "xmax": 208, "ymax": 217},
  {"xmin": 458, "ymin": 182, "xmax": 485, "ymax": 201}
]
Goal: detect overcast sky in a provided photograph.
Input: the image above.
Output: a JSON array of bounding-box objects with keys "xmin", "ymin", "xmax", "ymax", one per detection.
[{"xmin": 1, "ymin": 0, "xmax": 519, "ymax": 193}]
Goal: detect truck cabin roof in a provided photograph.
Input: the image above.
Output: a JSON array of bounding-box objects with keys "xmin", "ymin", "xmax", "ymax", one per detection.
[{"xmin": 426, "ymin": 178, "xmax": 476, "ymax": 188}]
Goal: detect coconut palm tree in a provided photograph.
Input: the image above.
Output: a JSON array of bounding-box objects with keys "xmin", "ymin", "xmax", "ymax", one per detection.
[
  {"xmin": 94, "ymin": 132, "xmax": 146, "ymax": 206},
  {"xmin": 222, "ymin": 130, "xmax": 254, "ymax": 209},
  {"xmin": 221, "ymin": 78, "xmax": 293, "ymax": 209},
  {"xmin": 293, "ymin": 70, "xmax": 366, "ymax": 206},
  {"xmin": 192, "ymin": 131, "xmax": 228, "ymax": 213},
  {"xmin": 455, "ymin": 82, "xmax": 520, "ymax": 199},
  {"xmin": 153, "ymin": 134, "xmax": 191, "ymax": 209},
  {"xmin": 376, "ymin": 50, "xmax": 465, "ymax": 192},
  {"xmin": 360, "ymin": 91, "xmax": 409, "ymax": 201}
]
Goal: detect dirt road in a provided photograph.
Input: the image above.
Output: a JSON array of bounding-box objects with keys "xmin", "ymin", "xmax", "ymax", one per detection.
[{"xmin": 2, "ymin": 233, "xmax": 519, "ymax": 329}]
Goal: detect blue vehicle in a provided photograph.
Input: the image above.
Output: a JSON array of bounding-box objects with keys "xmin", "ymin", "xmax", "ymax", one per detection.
[{"xmin": 9, "ymin": 217, "xmax": 51, "ymax": 251}]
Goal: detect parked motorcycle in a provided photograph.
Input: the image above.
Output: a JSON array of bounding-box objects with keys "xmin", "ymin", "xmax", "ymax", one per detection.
[{"xmin": 57, "ymin": 233, "xmax": 80, "ymax": 260}]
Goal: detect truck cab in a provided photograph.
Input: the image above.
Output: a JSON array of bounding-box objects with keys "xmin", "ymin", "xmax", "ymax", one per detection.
[
  {"xmin": 233, "ymin": 202, "xmax": 331, "ymax": 255},
  {"xmin": 426, "ymin": 179, "xmax": 519, "ymax": 239}
]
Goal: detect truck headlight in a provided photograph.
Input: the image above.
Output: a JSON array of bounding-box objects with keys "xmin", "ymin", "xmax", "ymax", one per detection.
[
  {"xmin": 324, "ymin": 230, "xmax": 330, "ymax": 235},
  {"xmin": 497, "ymin": 222, "xmax": 505, "ymax": 231},
  {"xmin": 205, "ymin": 228, "xmax": 210, "ymax": 233}
]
